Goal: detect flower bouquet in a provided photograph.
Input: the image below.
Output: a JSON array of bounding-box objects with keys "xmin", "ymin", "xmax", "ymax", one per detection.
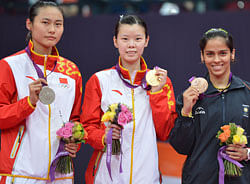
[
  {"xmin": 49, "ymin": 121, "xmax": 88, "ymax": 181},
  {"xmin": 101, "ymin": 103, "xmax": 133, "ymax": 180},
  {"xmin": 216, "ymin": 123, "xmax": 247, "ymax": 179},
  {"xmin": 101, "ymin": 103, "xmax": 133, "ymax": 155}
]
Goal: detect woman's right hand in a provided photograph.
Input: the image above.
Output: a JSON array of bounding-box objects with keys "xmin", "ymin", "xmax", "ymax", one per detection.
[
  {"xmin": 29, "ymin": 78, "xmax": 47, "ymax": 106},
  {"xmin": 104, "ymin": 124, "xmax": 122, "ymax": 144},
  {"xmin": 181, "ymin": 86, "xmax": 200, "ymax": 116},
  {"xmin": 226, "ymin": 144, "xmax": 248, "ymax": 161}
]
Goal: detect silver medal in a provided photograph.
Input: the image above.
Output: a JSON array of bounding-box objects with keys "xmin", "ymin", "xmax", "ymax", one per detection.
[{"xmin": 39, "ymin": 86, "xmax": 55, "ymax": 105}]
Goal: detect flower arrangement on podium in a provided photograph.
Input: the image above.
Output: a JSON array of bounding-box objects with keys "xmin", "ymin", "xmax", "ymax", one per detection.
[
  {"xmin": 216, "ymin": 123, "xmax": 247, "ymax": 184},
  {"xmin": 49, "ymin": 121, "xmax": 88, "ymax": 181}
]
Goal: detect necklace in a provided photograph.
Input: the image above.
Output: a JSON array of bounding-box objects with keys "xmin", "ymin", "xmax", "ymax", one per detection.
[
  {"xmin": 199, "ymin": 72, "xmax": 232, "ymax": 99},
  {"xmin": 213, "ymin": 82, "xmax": 231, "ymax": 92}
]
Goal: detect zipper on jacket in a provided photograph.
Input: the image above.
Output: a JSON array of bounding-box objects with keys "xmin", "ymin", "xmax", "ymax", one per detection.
[
  {"xmin": 43, "ymin": 55, "xmax": 53, "ymax": 179},
  {"xmin": 129, "ymin": 88, "xmax": 136, "ymax": 184},
  {"xmin": 44, "ymin": 55, "xmax": 48, "ymax": 77},
  {"xmin": 222, "ymin": 93, "xmax": 225, "ymax": 122}
]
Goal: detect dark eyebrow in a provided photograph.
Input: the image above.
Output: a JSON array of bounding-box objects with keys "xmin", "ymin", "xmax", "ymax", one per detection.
[
  {"xmin": 205, "ymin": 49, "xmax": 229, "ymax": 52},
  {"xmin": 41, "ymin": 18, "xmax": 50, "ymax": 21},
  {"xmin": 41, "ymin": 18, "xmax": 63, "ymax": 22}
]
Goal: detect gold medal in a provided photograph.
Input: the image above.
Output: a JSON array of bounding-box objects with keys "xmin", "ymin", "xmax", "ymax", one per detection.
[
  {"xmin": 191, "ymin": 77, "xmax": 208, "ymax": 94},
  {"xmin": 146, "ymin": 69, "xmax": 160, "ymax": 86}
]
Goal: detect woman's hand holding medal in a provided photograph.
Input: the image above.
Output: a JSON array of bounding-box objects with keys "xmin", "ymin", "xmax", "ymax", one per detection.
[
  {"xmin": 182, "ymin": 77, "xmax": 208, "ymax": 117},
  {"xmin": 29, "ymin": 78, "xmax": 47, "ymax": 106},
  {"xmin": 182, "ymin": 86, "xmax": 200, "ymax": 116},
  {"xmin": 146, "ymin": 66, "xmax": 168, "ymax": 92},
  {"xmin": 29, "ymin": 78, "xmax": 55, "ymax": 105}
]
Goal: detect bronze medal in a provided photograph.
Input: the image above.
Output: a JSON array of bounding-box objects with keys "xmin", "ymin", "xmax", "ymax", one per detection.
[{"xmin": 191, "ymin": 77, "xmax": 208, "ymax": 94}]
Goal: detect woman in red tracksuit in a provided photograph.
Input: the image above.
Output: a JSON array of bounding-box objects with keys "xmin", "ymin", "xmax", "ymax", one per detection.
[
  {"xmin": 81, "ymin": 15, "xmax": 177, "ymax": 184},
  {"xmin": 0, "ymin": 1, "xmax": 82, "ymax": 183}
]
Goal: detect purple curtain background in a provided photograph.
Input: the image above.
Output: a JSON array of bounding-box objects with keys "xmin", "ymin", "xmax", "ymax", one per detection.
[{"xmin": 1, "ymin": 11, "xmax": 250, "ymax": 183}]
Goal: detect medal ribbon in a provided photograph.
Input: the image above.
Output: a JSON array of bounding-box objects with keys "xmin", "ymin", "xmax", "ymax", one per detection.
[
  {"xmin": 25, "ymin": 46, "xmax": 57, "ymax": 85},
  {"xmin": 49, "ymin": 140, "xmax": 70, "ymax": 181},
  {"xmin": 106, "ymin": 128, "xmax": 113, "ymax": 181},
  {"xmin": 217, "ymin": 146, "xmax": 243, "ymax": 184},
  {"xmin": 120, "ymin": 130, "xmax": 123, "ymax": 174},
  {"xmin": 106, "ymin": 128, "xmax": 123, "ymax": 181},
  {"xmin": 115, "ymin": 63, "xmax": 150, "ymax": 90},
  {"xmin": 189, "ymin": 72, "xmax": 232, "ymax": 100}
]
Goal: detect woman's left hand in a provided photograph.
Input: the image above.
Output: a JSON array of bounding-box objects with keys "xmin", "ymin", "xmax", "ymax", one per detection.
[
  {"xmin": 151, "ymin": 66, "xmax": 168, "ymax": 93},
  {"xmin": 226, "ymin": 144, "xmax": 248, "ymax": 161},
  {"xmin": 65, "ymin": 142, "xmax": 79, "ymax": 158}
]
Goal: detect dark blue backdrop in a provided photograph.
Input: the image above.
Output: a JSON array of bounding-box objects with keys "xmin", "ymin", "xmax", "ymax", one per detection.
[{"xmin": 1, "ymin": 10, "xmax": 250, "ymax": 184}]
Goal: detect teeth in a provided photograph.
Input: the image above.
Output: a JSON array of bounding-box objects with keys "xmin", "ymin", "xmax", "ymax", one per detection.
[{"xmin": 212, "ymin": 65, "xmax": 223, "ymax": 70}]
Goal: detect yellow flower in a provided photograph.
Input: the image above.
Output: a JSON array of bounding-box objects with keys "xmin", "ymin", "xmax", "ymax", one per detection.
[
  {"xmin": 240, "ymin": 135, "xmax": 248, "ymax": 144},
  {"xmin": 110, "ymin": 103, "xmax": 118, "ymax": 112},
  {"xmin": 109, "ymin": 112, "xmax": 116, "ymax": 121},
  {"xmin": 101, "ymin": 112, "xmax": 110, "ymax": 122},
  {"xmin": 236, "ymin": 127, "xmax": 245, "ymax": 136},
  {"xmin": 233, "ymin": 135, "xmax": 241, "ymax": 144},
  {"xmin": 101, "ymin": 111, "xmax": 116, "ymax": 122}
]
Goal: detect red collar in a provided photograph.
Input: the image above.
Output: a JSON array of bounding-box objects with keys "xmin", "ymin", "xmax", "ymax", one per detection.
[
  {"xmin": 27, "ymin": 40, "xmax": 59, "ymax": 70},
  {"xmin": 118, "ymin": 57, "xmax": 148, "ymax": 86}
]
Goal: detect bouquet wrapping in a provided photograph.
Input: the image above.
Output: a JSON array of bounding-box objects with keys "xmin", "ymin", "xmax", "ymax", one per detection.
[
  {"xmin": 101, "ymin": 103, "xmax": 133, "ymax": 180},
  {"xmin": 216, "ymin": 123, "xmax": 247, "ymax": 184},
  {"xmin": 49, "ymin": 121, "xmax": 88, "ymax": 181}
]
